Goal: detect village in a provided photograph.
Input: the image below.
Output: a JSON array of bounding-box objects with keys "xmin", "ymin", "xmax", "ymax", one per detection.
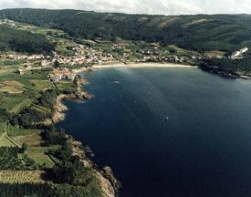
[
  {"xmin": 0, "ymin": 42, "xmax": 205, "ymax": 83},
  {"xmin": 0, "ymin": 45, "xmax": 206, "ymax": 67},
  {"xmin": 0, "ymin": 17, "xmax": 250, "ymax": 86},
  {"xmin": 0, "ymin": 42, "xmax": 223, "ymax": 84},
  {"xmin": 1, "ymin": 17, "xmax": 244, "ymax": 80}
]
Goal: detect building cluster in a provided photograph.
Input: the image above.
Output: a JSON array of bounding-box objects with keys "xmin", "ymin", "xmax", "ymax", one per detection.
[
  {"xmin": 113, "ymin": 47, "xmax": 202, "ymax": 63},
  {"xmin": 136, "ymin": 51, "xmax": 202, "ymax": 64},
  {"xmin": 53, "ymin": 45, "xmax": 114, "ymax": 65},
  {"xmin": 0, "ymin": 19, "xmax": 16, "ymax": 26},
  {"xmin": 231, "ymin": 47, "xmax": 249, "ymax": 60},
  {"xmin": 49, "ymin": 67, "xmax": 76, "ymax": 83}
]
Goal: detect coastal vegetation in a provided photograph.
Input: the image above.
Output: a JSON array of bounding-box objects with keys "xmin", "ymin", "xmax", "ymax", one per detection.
[
  {"xmin": 198, "ymin": 55, "xmax": 251, "ymax": 76},
  {"xmin": 0, "ymin": 182, "xmax": 101, "ymax": 197}
]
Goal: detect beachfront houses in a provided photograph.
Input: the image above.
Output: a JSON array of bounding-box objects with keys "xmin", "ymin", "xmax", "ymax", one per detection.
[{"xmin": 49, "ymin": 67, "xmax": 76, "ymax": 83}]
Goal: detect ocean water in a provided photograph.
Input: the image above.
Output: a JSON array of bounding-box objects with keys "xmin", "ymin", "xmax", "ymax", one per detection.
[{"xmin": 57, "ymin": 67, "xmax": 251, "ymax": 197}]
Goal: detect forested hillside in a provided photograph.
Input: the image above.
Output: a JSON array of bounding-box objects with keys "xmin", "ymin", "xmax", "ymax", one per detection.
[
  {"xmin": 1, "ymin": 8, "xmax": 251, "ymax": 52},
  {"xmin": 0, "ymin": 25, "xmax": 54, "ymax": 53}
]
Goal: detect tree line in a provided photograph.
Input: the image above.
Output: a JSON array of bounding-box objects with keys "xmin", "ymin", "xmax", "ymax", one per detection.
[
  {"xmin": 0, "ymin": 182, "xmax": 101, "ymax": 197},
  {"xmin": 1, "ymin": 9, "xmax": 251, "ymax": 52},
  {"xmin": 0, "ymin": 25, "xmax": 54, "ymax": 53},
  {"xmin": 197, "ymin": 56, "xmax": 251, "ymax": 76}
]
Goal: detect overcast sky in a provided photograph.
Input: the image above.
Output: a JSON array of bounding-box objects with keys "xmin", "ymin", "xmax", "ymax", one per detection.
[{"xmin": 0, "ymin": 0, "xmax": 250, "ymax": 15}]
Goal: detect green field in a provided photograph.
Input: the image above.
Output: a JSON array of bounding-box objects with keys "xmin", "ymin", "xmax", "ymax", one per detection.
[
  {"xmin": 11, "ymin": 132, "xmax": 42, "ymax": 146},
  {"xmin": 0, "ymin": 133, "xmax": 17, "ymax": 147},
  {"xmin": 0, "ymin": 127, "xmax": 58, "ymax": 168},
  {"xmin": 26, "ymin": 146, "xmax": 60, "ymax": 168},
  {"xmin": 0, "ymin": 123, "xmax": 14, "ymax": 147},
  {"xmin": 30, "ymin": 104, "xmax": 51, "ymax": 114},
  {"xmin": 30, "ymin": 80, "xmax": 54, "ymax": 91},
  {"xmin": 0, "ymin": 123, "xmax": 6, "ymax": 135},
  {"xmin": 56, "ymin": 81, "xmax": 76, "ymax": 93},
  {"xmin": 0, "ymin": 94, "xmax": 33, "ymax": 113},
  {"xmin": 0, "ymin": 69, "xmax": 54, "ymax": 115},
  {"xmin": 8, "ymin": 126, "xmax": 41, "ymax": 137}
]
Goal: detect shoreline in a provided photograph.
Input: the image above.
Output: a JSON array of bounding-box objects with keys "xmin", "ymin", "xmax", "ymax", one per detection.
[
  {"xmin": 71, "ymin": 140, "xmax": 118, "ymax": 197},
  {"xmin": 92, "ymin": 62, "xmax": 196, "ymax": 69},
  {"xmin": 74, "ymin": 61, "xmax": 251, "ymax": 80},
  {"xmin": 50, "ymin": 85, "xmax": 117, "ymax": 197},
  {"xmin": 72, "ymin": 62, "xmax": 196, "ymax": 74}
]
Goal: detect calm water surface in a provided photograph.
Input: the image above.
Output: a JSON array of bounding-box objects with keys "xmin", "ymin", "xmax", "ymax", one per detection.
[{"xmin": 58, "ymin": 68, "xmax": 251, "ymax": 197}]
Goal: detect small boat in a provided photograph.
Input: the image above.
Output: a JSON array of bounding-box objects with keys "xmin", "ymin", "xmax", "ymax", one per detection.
[
  {"xmin": 111, "ymin": 80, "xmax": 120, "ymax": 84},
  {"xmin": 165, "ymin": 117, "xmax": 169, "ymax": 121}
]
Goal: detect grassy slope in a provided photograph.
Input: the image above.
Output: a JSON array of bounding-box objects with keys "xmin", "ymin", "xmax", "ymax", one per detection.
[
  {"xmin": 0, "ymin": 71, "xmax": 50, "ymax": 114},
  {"xmin": 26, "ymin": 146, "xmax": 59, "ymax": 168}
]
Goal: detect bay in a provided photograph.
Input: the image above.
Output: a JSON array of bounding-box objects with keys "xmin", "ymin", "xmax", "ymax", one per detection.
[{"xmin": 58, "ymin": 67, "xmax": 251, "ymax": 197}]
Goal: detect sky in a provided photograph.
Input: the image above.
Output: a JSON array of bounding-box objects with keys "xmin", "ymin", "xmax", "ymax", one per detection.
[{"xmin": 0, "ymin": 0, "xmax": 251, "ymax": 15}]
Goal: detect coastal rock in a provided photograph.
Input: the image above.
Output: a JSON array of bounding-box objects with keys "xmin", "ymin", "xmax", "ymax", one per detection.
[
  {"xmin": 71, "ymin": 140, "xmax": 117, "ymax": 197},
  {"xmin": 102, "ymin": 166, "xmax": 121, "ymax": 191},
  {"xmin": 95, "ymin": 171, "xmax": 116, "ymax": 197}
]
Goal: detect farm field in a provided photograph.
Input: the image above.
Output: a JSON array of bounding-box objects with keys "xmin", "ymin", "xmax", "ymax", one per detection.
[
  {"xmin": 0, "ymin": 170, "xmax": 45, "ymax": 183},
  {"xmin": 26, "ymin": 146, "xmax": 60, "ymax": 168}
]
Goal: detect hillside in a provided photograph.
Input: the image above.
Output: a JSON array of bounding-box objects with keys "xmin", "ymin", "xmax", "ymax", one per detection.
[
  {"xmin": 0, "ymin": 9, "xmax": 251, "ymax": 52},
  {"xmin": 0, "ymin": 24, "xmax": 54, "ymax": 53}
]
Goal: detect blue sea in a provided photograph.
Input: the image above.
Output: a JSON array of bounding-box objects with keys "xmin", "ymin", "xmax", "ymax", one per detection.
[{"xmin": 57, "ymin": 67, "xmax": 251, "ymax": 197}]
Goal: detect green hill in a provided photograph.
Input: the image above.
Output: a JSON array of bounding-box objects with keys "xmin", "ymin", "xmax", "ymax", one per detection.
[
  {"xmin": 0, "ymin": 8, "xmax": 251, "ymax": 52},
  {"xmin": 0, "ymin": 24, "xmax": 54, "ymax": 53}
]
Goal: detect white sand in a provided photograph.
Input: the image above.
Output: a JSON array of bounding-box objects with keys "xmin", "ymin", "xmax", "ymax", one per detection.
[{"xmin": 92, "ymin": 62, "xmax": 196, "ymax": 69}]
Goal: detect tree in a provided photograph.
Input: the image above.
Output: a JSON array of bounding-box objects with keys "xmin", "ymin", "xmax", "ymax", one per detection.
[
  {"xmin": 21, "ymin": 143, "xmax": 28, "ymax": 153},
  {"xmin": 73, "ymin": 75, "xmax": 81, "ymax": 86},
  {"xmin": 53, "ymin": 60, "xmax": 60, "ymax": 68}
]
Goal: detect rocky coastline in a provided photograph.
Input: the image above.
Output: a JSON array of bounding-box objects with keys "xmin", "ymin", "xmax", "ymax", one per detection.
[
  {"xmin": 47, "ymin": 78, "xmax": 119, "ymax": 197},
  {"xmin": 71, "ymin": 140, "xmax": 120, "ymax": 197}
]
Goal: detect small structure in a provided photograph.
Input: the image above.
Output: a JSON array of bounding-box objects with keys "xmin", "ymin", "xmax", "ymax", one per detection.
[
  {"xmin": 231, "ymin": 47, "xmax": 249, "ymax": 59},
  {"xmin": 49, "ymin": 74, "xmax": 61, "ymax": 83},
  {"xmin": 64, "ymin": 73, "xmax": 76, "ymax": 80},
  {"xmin": 16, "ymin": 69, "xmax": 24, "ymax": 75}
]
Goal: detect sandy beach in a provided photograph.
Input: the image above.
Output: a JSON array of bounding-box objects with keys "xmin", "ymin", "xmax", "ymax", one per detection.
[{"xmin": 92, "ymin": 62, "xmax": 196, "ymax": 69}]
